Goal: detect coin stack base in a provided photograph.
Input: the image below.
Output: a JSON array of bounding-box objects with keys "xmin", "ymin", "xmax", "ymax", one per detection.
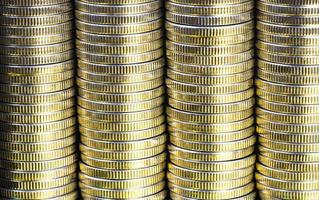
[
  {"xmin": 165, "ymin": 0, "xmax": 256, "ymax": 199},
  {"xmin": 0, "ymin": 0, "xmax": 77, "ymax": 199},
  {"xmin": 256, "ymin": 0, "xmax": 319, "ymax": 199},
  {"xmin": 75, "ymin": 0, "xmax": 167, "ymax": 199}
]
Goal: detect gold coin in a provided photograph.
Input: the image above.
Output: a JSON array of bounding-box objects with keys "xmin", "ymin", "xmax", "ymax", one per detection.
[
  {"xmin": 257, "ymin": 117, "xmax": 319, "ymax": 134},
  {"xmin": 81, "ymin": 190, "xmax": 166, "ymax": 200},
  {"xmin": 258, "ymin": 59, "xmax": 319, "ymax": 76},
  {"xmin": 166, "ymin": 20, "xmax": 254, "ymax": 37},
  {"xmin": 166, "ymin": 78, "xmax": 253, "ymax": 95},
  {"xmin": 257, "ymin": 182, "xmax": 319, "ymax": 200},
  {"xmin": 166, "ymin": 1, "xmax": 254, "ymax": 15},
  {"xmin": 0, "ymin": 2, "xmax": 72, "ymax": 16},
  {"xmin": 81, "ymin": 134, "xmax": 166, "ymax": 151},
  {"xmin": 167, "ymin": 49, "xmax": 254, "ymax": 65},
  {"xmin": 77, "ymin": 77, "xmax": 162, "ymax": 93},
  {"xmin": 170, "ymin": 191, "xmax": 256, "ymax": 200},
  {"xmin": 257, "ymin": 107, "xmax": 319, "ymax": 124},
  {"xmin": 0, "ymin": 12, "xmax": 73, "ymax": 26},
  {"xmin": 80, "ymin": 172, "xmax": 164, "ymax": 189},
  {"xmin": 76, "ymin": 39, "xmax": 163, "ymax": 55},
  {"xmin": 0, "ymin": 144, "xmax": 76, "ymax": 162},
  {"xmin": 167, "ymin": 88, "xmax": 254, "ymax": 104},
  {"xmin": 0, "ymin": 60, "xmax": 74, "ymax": 75},
  {"xmin": 80, "ymin": 162, "xmax": 166, "ymax": 180},
  {"xmin": 0, "ymin": 154, "xmax": 77, "ymax": 171},
  {"xmin": 76, "ymin": 10, "xmax": 162, "ymax": 24},
  {"xmin": 168, "ymin": 0, "xmax": 251, "ymax": 6},
  {"xmin": 259, "ymin": 137, "xmax": 319, "ymax": 153},
  {"xmin": 80, "ymin": 124, "xmax": 165, "ymax": 142},
  {"xmin": 0, "ymin": 135, "xmax": 75, "ymax": 152},
  {"xmin": 257, "ymin": 172, "xmax": 319, "ymax": 191},
  {"xmin": 78, "ymin": 96, "xmax": 164, "ymax": 112},
  {"xmin": 257, "ymin": 40, "xmax": 319, "ymax": 56},
  {"xmin": 166, "ymin": 11, "xmax": 253, "ymax": 26},
  {"xmin": 257, "ymin": 126, "xmax": 319, "ymax": 144},
  {"xmin": 0, "ymin": 107, "xmax": 75, "ymax": 123},
  {"xmin": 258, "ymin": 1, "xmax": 319, "ymax": 15},
  {"xmin": 0, "ymin": 88, "xmax": 75, "ymax": 104},
  {"xmin": 81, "ymin": 152, "xmax": 166, "ymax": 170},
  {"xmin": 0, "ymin": 0, "xmax": 69, "ymax": 6},
  {"xmin": 167, "ymin": 30, "xmax": 254, "ymax": 46},
  {"xmin": 168, "ymin": 172, "xmax": 253, "ymax": 190},
  {"xmin": 258, "ymin": 49, "xmax": 319, "ymax": 65},
  {"xmin": 0, "ymin": 173, "xmax": 76, "ymax": 190},
  {"xmin": 168, "ymin": 182, "xmax": 254, "ymax": 200},
  {"xmin": 76, "ymin": 0, "xmax": 161, "ymax": 14},
  {"xmin": 169, "ymin": 125, "xmax": 255, "ymax": 143},
  {"xmin": 0, "ymin": 70, "xmax": 74, "ymax": 84},
  {"xmin": 78, "ymin": 86, "xmax": 164, "ymax": 103},
  {"xmin": 259, "ymin": 145, "xmax": 319, "ymax": 162},
  {"xmin": 259, "ymin": 0, "xmax": 319, "ymax": 5},
  {"xmin": 80, "ymin": 143, "xmax": 165, "ymax": 160},
  {"xmin": 0, "ymin": 21, "xmax": 73, "ymax": 37},
  {"xmin": 169, "ymin": 145, "xmax": 255, "ymax": 162},
  {"xmin": 0, "ymin": 126, "xmax": 76, "ymax": 143},
  {"xmin": 256, "ymin": 78, "xmax": 319, "ymax": 95},
  {"xmin": 0, "ymin": 163, "xmax": 76, "ymax": 181},
  {"xmin": 77, "ymin": 57, "xmax": 165, "ymax": 74},
  {"xmin": 258, "ymin": 69, "xmax": 319, "ymax": 85},
  {"xmin": 77, "ymin": 0, "xmax": 153, "ymax": 4},
  {"xmin": 0, "ymin": 50, "xmax": 73, "ymax": 65},
  {"xmin": 168, "ymin": 163, "xmax": 255, "ymax": 181},
  {"xmin": 0, "ymin": 182, "xmax": 76, "ymax": 199},
  {"xmin": 258, "ymin": 31, "xmax": 319, "ymax": 46},
  {"xmin": 168, "ymin": 97, "xmax": 254, "ymax": 114},
  {"xmin": 77, "ymin": 29, "xmax": 163, "ymax": 45},
  {"xmin": 259, "ymin": 154, "xmax": 319, "ymax": 172},
  {"xmin": 0, "ymin": 40, "xmax": 73, "ymax": 56},
  {"xmin": 257, "ymin": 162, "xmax": 319, "ymax": 181},
  {"xmin": 76, "ymin": 18, "xmax": 162, "ymax": 34},
  {"xmin": 167, "ymin": 69, "xmax": 253, "ymax": 85},
  {"xmin": 168, "ymin": 59, "xmax": 254, "ymax": 76},
  {"xmin": 77, "ymin": 48, "xmax": 163, "ymax": 65},
  {"xmin": 258, "ymin": 11, "xmax": 319, "ymax": 26},
  {"xmin": 257, "ymin": 21, "xmax": 319, "ymax": 36},
  {"xmin": 258, "ymin": 98, "xmax": 319, "ymax": 114},
  {"xmin": 0, "ymin": 32, "xmax": 73, "ymax": 46},
  {"xmin": 78, "ymin": 106, "xmax": 163, "ymax": 122},
  {"xmin": 170, "ymin": 135, "xmax": 256, "ymax": 152},
  {"xmin": 168, "ymin": 116, "xmax": 254, "ymax": 133},
  {"xmin": 166, "ymin": 40, "xmax": 254, "ymax": 55},
  {"xmin": 77, "ymin": 68, "xmax": 163, "ymax": 83},
  {"xmin": 167, "ymin": 106, "xmax": 253, "ymax": 123},
  {"xmin": 79, "ymin": 181, "xmax": 165, "ymax": 199},
  {"xmin": 0, "ymin": 98, "xmax": 74, "ymax": 113},
  {"xmin": 257, "ymin": 88, "xmax": 319, "ymax": 105},
  {"xmin": 169, "ymin": 154, "xmax": 256, "ymax": 172}
]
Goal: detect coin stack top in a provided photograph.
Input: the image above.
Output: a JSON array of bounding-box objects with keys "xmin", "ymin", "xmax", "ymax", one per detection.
[
  {"xmin": 256, "ymin": 0, "xmax": 319, "ymax": 199},
  {"xmin": 165, "ymin": 0, "xmax": 256, "ymax": 199},
  {"xmin": 0, "ymin": 0, "xmax": 77, "ymax": 199},
  {"xmin": 75, "ymin": 0, "xmax": 167, "ymax": 199}
]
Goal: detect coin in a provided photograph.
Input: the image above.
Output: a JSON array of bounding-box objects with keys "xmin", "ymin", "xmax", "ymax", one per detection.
[{"xmin": 75, "ymin": 0, "xmax": 166, "ymax": 197}]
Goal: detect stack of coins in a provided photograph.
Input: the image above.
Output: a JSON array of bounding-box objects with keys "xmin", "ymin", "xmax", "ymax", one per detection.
[
  {"xmin": 256, "ymin": 0, "xmax": 319, "ymax": 199},
  {"xmin": 75, "ymin": 0, "xmax": 167, "ymax": 199},
  {"xmin": 165, "ymin": 0, "xmax": 256, "ymax": 199},
  {"xmin": 0, "ymin": 0, "xmax": 77, "ymax": 199}
]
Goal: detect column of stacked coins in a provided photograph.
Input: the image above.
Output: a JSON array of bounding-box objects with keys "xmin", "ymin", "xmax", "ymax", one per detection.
[
  {"xmin": 0, "ymin": 0, "xmax": 78, "ymax": 199},
  {"xmin": 256, "ymin": 0, "xmax": 319, "ymax": 199},
  {"xmin": 75, "ymin": 0, "xmax": 167, "ymax": 199},
  {"xmin": 165, "ymin": 0, "xmax": 256, "ymax": 199}
]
